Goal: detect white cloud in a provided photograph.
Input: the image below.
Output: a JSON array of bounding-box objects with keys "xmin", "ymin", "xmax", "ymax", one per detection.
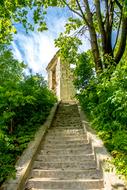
[
  {"xmin": 11, "ymin": 41, "xmax": 23, "ymax": 62},
  {"xmin": 11, "ymin": 9, "xmax": 91, "ymax": 79},
  {"xmin": 11, "ymin": 15, "xmax": 66, "ymax": 78}
]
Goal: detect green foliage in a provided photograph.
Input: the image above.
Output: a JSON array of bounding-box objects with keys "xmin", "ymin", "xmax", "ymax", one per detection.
[
  {"xmin": 74, "ymin": 52, "xmax": 94, "ymax": 90},
  {"xmin": 65, "ymin": 18, "xmax": 83, "ymax": 34},
  {"xmin": 0, "ymin": 46, "xmax": 57, "ymax": 185},
  {"xmin": 55, "ymin": 33, "xmax": 82, "ymax": 64},
  {"xmin": 124, "ymin": 0, "xmax": 127, "ymax": 16},
  {"xmin": 75, "ymin": 54, "xmax": 127, "ymax": 177},
  {"xmin": 0, "ymin": 0, "xmax": 48, "ymax": 43}
]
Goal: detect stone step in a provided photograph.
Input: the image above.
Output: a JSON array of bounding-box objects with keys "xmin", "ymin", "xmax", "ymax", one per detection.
[
  {"xmin": 55, "ymin": 109, "xmax": 78, "ymax": 112},
  {"xmin": 47, "ymin": 129, "xmax": 84, "ymax": 134},
  {"xmin": 52, "ymin": 127, "xmax": 84, "ymax": 131},
  {"xmin": 53, "ymin": 119, "xmax": 81, "ymax": 121},
  {"xmin": 33, "ymin": 161, "xmax": 96, "ymax": 170},
  {"xmin": 54, "ymin": 117, "xmax": 81, "ymax": 119},
  {"xmin": 42, "ymin": 143, "xmax": 91, "ymax": 150},
  {"xmin": 50, "ymin": 126, "xmax": 83, "ymax": 130},
  {"xmin": 54, "ymin": 114, "xmax": 80, "ymax": 116},
  {"xmin": 31, "ymin": 169, "xmax": 102, "ymax": 179},
  {"xmin": 53, "ymin": 115, "xmax": 80, "ymax": 118},
  {"xmin": 53, "ymin": 121, "xmax": 82, "ymax": 124},
  {"xmin": 26, "ymin": 178, "xmax": 104, "ymax": 189},
  {"xmin": 55, "ymin": 119, "xmax": 81, "ymax": 121},
  {"xmin": 30, "ymin": 188, "xmax": 104, "ymax": 190},
  {"xmin": 43, "ymin": 139, "xmax": 88, "ymax": 145},
  {"xmin": 54, "ymin": 113, "xmax": 80, "ymax": 116},
  {"xmin": 36, "ymin": 154, "xmax": 94, "ymax": 162},
  {"xmin": 45, "ymin": 134, "xmax": 87, "ymax": 139},
  {"xmin": 40, "ymin": 146, "xmax": 92, "ymax": 155},
  {"xmin": 53, "ymin": 110, "xmax": 81, "ymax": 113},
  {"xmin": 43, "ymin": 140, "xmax": 89, "ymax": 146},
  {"xmin": 54, "ymin": 121, "xmax": 81, "ymax": 124},
  {"xmin": 54, "ymin": 110, "xmax": 79, "ymax": 113},
  {"xmin": 41, "ymin": 144, "xmax": 92, "ymax": 155},
  {"xmin": 49, "ymin": 128, "xmax": 83, "ymax": 131},
  {"xmin": 42, "ymin": 139, "xmax": 88, "ymax": 146},
  {"xmin": 44, "ymin": 136, "xmax": 87, "ymax": 141},
  {"xmin": 52, "ymin": 120, "xmax": 82, "ymax": 123},
  {"xmin": 41, "ymin": 138, "xmax": 89, "ymax": 145},
  {"xmin": 51, "ymin": 126, "xmax": 83, "ymax": 129},
  {"xmin": 54, "ymin": 116, "xmax": 81, "ymax": 118},
  {"xmin": 55, "ymin": 109, "xmax": 79, "ymax": 112},
  {"xmin": 42, "ymin": 142, "xmax": 90, "ymax": 149},
  {"xmin": 57, "ymin": 111, "xmax": 78, "ymax": 113},
  {"xmin": 24, "ymin": 103, "xmax": 104, "ymax": 190},
  {"xmin": 31, "ymin": 189, "xmax": 104, "ymax": 190}
]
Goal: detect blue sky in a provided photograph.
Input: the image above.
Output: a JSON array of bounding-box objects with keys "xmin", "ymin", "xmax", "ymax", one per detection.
[
  {"xmin": 11, "ymin": 7, "xmax": 91, "ymax": 79},
  {"xmin": 11, "ymin": 8, "xmax": 70, "ymax": 78},
  {"xmin": 11, "ymin": 5, "xmax": 117, "ymax": 79}
]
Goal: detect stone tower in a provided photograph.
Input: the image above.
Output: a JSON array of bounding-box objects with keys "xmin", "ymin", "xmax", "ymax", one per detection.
[{"xmin": 46, "ymin": 52, "xmax": 76, "ymax": 101}]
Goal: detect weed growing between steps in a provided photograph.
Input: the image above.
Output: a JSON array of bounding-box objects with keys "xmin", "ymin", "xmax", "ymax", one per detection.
[
  {"xmin": 0, "ymin": 47, "xmax": 57, "ymax": 186},
  {"xmin": 74, "ymin": 53, "xmax": 127, "ymax": 179}
]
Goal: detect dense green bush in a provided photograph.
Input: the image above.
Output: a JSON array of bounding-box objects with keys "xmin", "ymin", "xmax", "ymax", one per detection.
[
  {"xmin": 0, "ymin": 47, "xmax": 57, "ymax": 184},
  {"xmin": 75, "ymin": 53, "xmax": 127, "ymax": 177}
]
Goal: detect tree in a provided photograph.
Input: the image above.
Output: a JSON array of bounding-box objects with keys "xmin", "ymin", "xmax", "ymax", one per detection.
[
  {"xmin": 20, "ymin": 0, "xmax": 124, "ymax": 73},
  {"xmin": 74, "ymin": 52, "xmax": 94, "ymax": 90},
  {"xmin": 1, "ymin": 0, "xmax": 127, "ymax": 73},
  {"xmin": 0, "ymin": 46, "xmax": 57, "ymax": 184},
  {"xmin": 53, "ymin": 0, "xmax": 127, "ymax": 72},
  {"xmin": 0, "ymin": 0, "xmax": 47, "ymax": 43}
]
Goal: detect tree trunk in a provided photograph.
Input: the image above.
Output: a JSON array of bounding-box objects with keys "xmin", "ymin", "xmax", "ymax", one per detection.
[
  {"xmin": 83, "ymin": 0, "xmax": 103, "ymax": 72},
  {"xmin": 88, "ymin": 25, "xmax": 102, "ymax": 72},
  {"xmin": 95, "ymin": 0, "xmax": 107, "ymax": 55},
  {"xmin": 115, "ymin": 16, "xmax": 127, "ymax": 64}
]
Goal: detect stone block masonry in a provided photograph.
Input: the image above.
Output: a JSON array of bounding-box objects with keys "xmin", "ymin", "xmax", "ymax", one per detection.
[{"xmin": 46, "ymin": 52, "xmax": 76, "ymax": 101}]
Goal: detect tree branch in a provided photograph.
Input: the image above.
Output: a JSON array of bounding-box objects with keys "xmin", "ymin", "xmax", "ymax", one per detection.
[
  {"xmin": 108, "ymin": 0, "xmax": 115, "ymax": 55},
  {"xmin": 62, "ymin": 0, "xmax": 83, "ymax": 19},
  {"xmin": 109, "ymin": 0, "xmax": 114, "ymax": 27},
  {"xmin": 105, "ymin": 0, "xmax": 109, "ymax": 33},
  {"xmin": 83, "ymin": 0, "xmax": 103, "ymax": 71},
  {"xmin": 95, "ymin": 0, "xmax": 106, "ymax": 54},
  {"xmin": 75, "ymin": 0, "xmax": 90, "ymax": 27},
  {"xmin": 103, "ymin": 0, "xmax": 113, "ymax": 56},
  {"xmin": 113, "ymin": 11, "xmax": 122, "ymax": 53},
  {"xmin": 114, "ymin": 0, "xmax": 123, "ymax": 10},
  {"xmin": 71, "ymin": 25, "xmax": 88, "ymax": 37},
  {"xmin": 115, "ymin": 16, "xmax": 127, "ymax": 64}
]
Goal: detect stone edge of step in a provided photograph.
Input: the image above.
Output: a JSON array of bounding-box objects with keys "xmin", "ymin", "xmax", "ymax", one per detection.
[
  {"xmin": 26, "ymin": 178, "xmax": 104, "ymax": 189},
  {"xmin": 31, "ymin": 189, "xmax": 104, "ymax": 190},
  {"xmin": 78, "ymin": 105, "xmax": 127, "ymax": 190},
  {"xmin": 1, "ymin": 102, "xmax": 60, "ymax": 190}
]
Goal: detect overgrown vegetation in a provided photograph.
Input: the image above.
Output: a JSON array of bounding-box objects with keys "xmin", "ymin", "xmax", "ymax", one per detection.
[
  {"xmin": 74, "ymin": 52, "xmax": 127, "ymax": 177},
  {"xmin": 1, "ymin": 0, "xmax": 127, "ymax": 183},
  {"xmin": 0, "ymin": 46, "xmax": 57, "ymax": 185}
]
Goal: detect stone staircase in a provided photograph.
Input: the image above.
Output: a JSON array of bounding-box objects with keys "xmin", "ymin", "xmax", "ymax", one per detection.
[{"xmin": 24, "ymin": 102, "xmax": 104, "ymax": 190}]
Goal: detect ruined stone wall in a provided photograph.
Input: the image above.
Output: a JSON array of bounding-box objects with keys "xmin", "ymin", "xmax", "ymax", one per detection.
[
  {"xmin": 48, "ymin": 70, "xmax": 52, "ymax": 90},
  {"xmin": 47, "ymin": 55, "xmax": 76, "ymax": 101},
  {"xmin": 60, "ymin": 60, "xmax": 76, "ymax": 101},
  {"xmin": 55, "ymin": 57, "xmax": 61, "ymax": 100}
]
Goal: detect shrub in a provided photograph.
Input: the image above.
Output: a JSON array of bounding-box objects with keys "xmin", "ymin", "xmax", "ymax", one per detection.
[
  {"xmin": 0, "ymin": 47, "xmax": 57, "ymax": 185},
  {"xmin": 75, "ymin": 54, "xmax": 127, "ymax": 177}
]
